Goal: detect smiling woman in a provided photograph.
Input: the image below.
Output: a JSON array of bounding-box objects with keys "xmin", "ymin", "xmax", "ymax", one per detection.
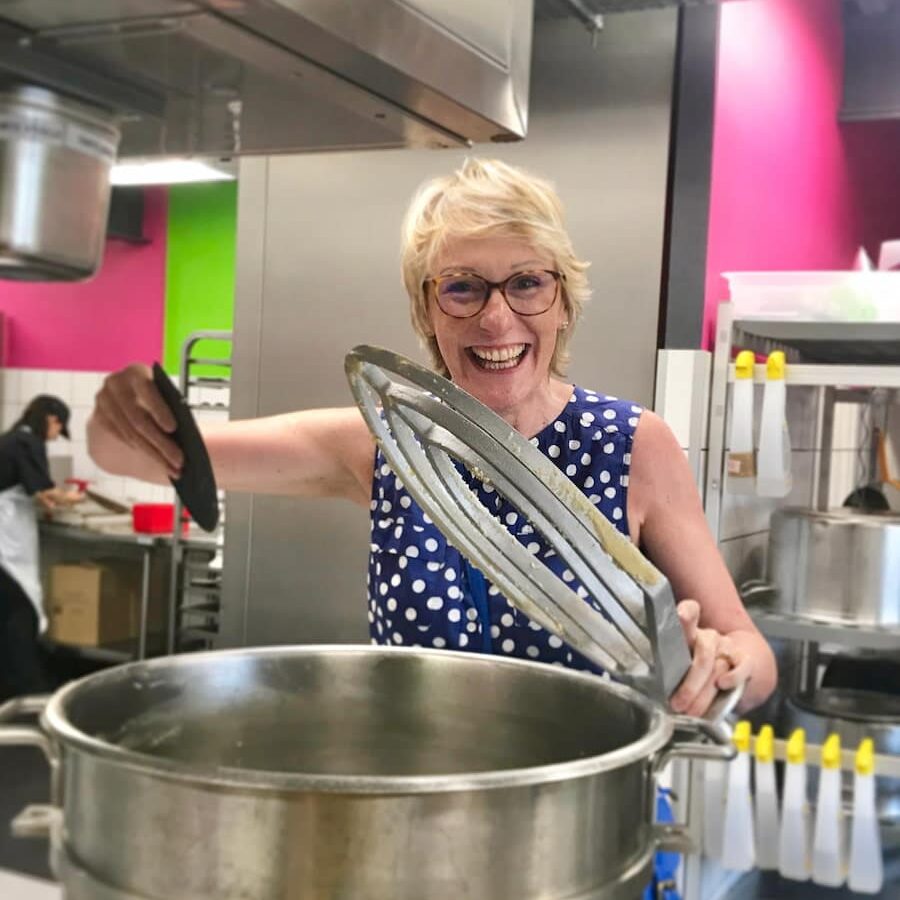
[
  {"xmin": 420, "ymin": 236, "xmax": 571, "ymax": 435},
  {"xmin": 402, "ymin": 159, "xmax": 590, "ymax": 383},
  {"xmin": 88, "ymin": 157, "xmax": 776, "ymax": 717}
]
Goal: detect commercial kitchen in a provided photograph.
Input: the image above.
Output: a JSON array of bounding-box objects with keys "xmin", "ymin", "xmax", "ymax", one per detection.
[{"xmin": 0, "ymin": 0, "xmax": 898, "ymax": 898}]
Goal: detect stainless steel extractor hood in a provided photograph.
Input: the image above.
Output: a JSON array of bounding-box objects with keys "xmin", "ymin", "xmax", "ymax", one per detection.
[
  {"xmin": 0, "ymin": 0, "xmax": 533, "ymax": 280},
  {"xmin": 0, "ymin": 0, "xmax": 534, "ymax": 156}
]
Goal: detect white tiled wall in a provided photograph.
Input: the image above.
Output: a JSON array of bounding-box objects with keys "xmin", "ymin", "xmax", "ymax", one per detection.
[{"xmin": 0, "ymin": 367, "xmax": 229, "ymax": 505}]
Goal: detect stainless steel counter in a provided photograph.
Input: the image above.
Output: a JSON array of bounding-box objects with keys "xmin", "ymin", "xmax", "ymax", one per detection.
[
  {"xmin": 40, "ymin": 521, "xmax": 220, "ymax": 550},
  {"xmin": 39, "ymin": 522, "xmax": 220, "ymax": 661}
]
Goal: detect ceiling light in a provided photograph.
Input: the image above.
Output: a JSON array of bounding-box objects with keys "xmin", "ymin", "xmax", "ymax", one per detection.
[{"xmin": 110, "ymin": 158, "xmax": 235, "ymax": 186}]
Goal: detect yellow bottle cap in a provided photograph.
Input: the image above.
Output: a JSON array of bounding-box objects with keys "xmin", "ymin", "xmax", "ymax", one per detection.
[
  {"xmin": 755, "ymin": 724, "xmax": 774, "ymax": 763},
  {"xmin": 786, "ymin": 728, "xmax": 806, "ymax": 764},
  {"xmin": 856, "ymin": 738, "xmax": 875, "ymax": 776},
  {"xmin": 733, "ymin": 720, "xmax": 752, "ymax": 753},
  {"xmin": 822, "ymin": 733, "xmax": 841, "ymax": 770},
  {"xmin": 766, "ymin": 351, "xmax": 786, "ymax": 380},
  {"xmin": 735, "ymin": 350, "xmax": 755, "ymax": 380}
]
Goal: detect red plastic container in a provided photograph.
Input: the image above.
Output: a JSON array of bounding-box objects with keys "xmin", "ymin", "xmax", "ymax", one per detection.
[{"xmin": 132, "ymin": 503, "xmax": 189, "ymax": 534}]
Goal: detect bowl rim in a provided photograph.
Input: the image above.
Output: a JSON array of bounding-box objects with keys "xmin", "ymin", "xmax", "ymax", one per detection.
[{"xmin": 43, "ymin": 645, "xmax": 673, "ymax": 794}]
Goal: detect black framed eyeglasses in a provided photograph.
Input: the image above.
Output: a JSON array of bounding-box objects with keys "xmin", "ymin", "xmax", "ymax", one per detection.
[{"xmin": 425, "ymin": 269, "xmax": 564, "ymax": 319}]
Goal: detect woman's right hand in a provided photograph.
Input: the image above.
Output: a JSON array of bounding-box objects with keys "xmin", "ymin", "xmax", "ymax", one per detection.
[{"xmin": 89, "ymin": 364, "xmax": 183, "ymax": 478}]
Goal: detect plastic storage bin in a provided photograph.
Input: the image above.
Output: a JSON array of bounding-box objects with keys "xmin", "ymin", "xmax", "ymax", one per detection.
[
  {"xmin": 724, "ymin": 271, "xmax": 900, "ymax": 322},
  {"xmin": 132, "ymin": 503, "xmax": 189, "ymax": 534}
]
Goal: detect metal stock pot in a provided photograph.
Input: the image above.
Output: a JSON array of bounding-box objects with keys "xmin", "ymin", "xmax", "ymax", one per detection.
[
  {"xmin": 767, "ymin": 507, "xmax": 900, "ymax": 627},
  {"xmin": 0, "ymin": 84, "xmax": 120, "ymax": 281},
  {"xmin": 0, "ymin": 646, "xmax": 730, "ymax": 900}
]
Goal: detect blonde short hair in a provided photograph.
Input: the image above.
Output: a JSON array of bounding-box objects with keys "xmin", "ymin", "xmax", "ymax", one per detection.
[{"xmin": 400, "ymin": 157, "xmax": 590, "ymax": 377}]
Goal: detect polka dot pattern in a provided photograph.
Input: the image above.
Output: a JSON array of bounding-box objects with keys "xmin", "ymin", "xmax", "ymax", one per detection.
[{"xmin": 367, "ymin": 386, "xmax": 642, "ymax": 672}]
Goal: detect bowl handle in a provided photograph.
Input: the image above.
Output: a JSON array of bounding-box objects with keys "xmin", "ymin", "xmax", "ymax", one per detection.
[
  {"xmin": 651, "ymin": 682, "xmax": 743, "ymax": 775},
  {"xmin": 0, "ymin": 694, "xmax": 54, "ymax": 761},
  {"xmin": 0, "ymin": 695, "xmax": 60, "ymax": 841},
  {"xmin": 649, "ymin": 684, "xmax": 746, "ymax": 862}
]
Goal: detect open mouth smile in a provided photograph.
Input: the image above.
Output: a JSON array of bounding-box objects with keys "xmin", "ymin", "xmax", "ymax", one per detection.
[{"xmin": 468, "ymin": 344, "xmax": 528, "ymax": 371}]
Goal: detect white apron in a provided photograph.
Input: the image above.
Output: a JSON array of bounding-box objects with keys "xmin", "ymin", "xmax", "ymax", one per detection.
[{"xmin": 0, "ymin": 484, "xmax": 46, "ymax": 631}]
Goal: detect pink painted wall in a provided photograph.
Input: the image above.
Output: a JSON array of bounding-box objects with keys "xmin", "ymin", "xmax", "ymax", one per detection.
[
  {"xmin": 703, "ymin": 0, "xmax": 859, "ymax": 346},
  {"xmin": 0, "ymin": 187, "xmax": 167, "ymax": 370},
  {"xmin": 843, "ymin": 119, "xmax": 900, "ymax": 264}
]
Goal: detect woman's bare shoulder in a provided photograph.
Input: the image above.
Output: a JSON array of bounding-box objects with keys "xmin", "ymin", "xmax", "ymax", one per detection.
[{"xmin": 627, "ymin": 410, "xmax": 697, "ymax": 532}]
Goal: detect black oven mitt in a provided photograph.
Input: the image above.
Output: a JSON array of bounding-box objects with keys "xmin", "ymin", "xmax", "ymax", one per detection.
[{"xmin": 152, "ymin": 362, "xmax": 220, "ymax": 532}]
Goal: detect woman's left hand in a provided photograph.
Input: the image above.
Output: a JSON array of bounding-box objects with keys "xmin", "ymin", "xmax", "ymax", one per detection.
[{"xmin": 668, "ymin": 599, "xmax": 754, "ymax": 717}]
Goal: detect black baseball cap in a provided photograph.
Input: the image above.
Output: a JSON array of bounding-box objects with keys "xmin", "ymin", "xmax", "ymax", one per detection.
[
  {"xmin": 26, "ymin": 394, "xmax": 71, "ymax": 439},
  {"xmin": 46, "ymin": 396, "xmax": 71, "ymax": 438}
]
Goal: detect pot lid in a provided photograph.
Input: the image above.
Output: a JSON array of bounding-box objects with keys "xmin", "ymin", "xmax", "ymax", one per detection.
[
  {"xmin": 345, "ymin": 345, "xmax": 692, "ymax": 702},
  {"xmin": 774, "ymin": 506, "xmax": 900, "ymax": 526},
  {"xmin": 794, "ymin": 688, "xmax": 900, "ymax": 724}
]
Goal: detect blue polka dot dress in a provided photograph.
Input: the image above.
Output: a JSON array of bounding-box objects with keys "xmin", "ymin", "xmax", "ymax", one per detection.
[{"xmin": 367, "ymin": 386, "xmax": 643, "ymax": 673}]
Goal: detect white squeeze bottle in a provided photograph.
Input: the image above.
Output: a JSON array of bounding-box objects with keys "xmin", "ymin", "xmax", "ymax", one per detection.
[
  {"xmin": 754, "ymin": 724, "xmax": 780, "ymax": 870},
  {"xmin": 703, "ymin": 758, "xmax": 727, "ymax": 860},
  {"xmin": 721, "ymin": 721, "xmax": 756, "ymax": 871},
  {"xmin": 812, "ymin": 733, "xmax": 845, "ymax": 887},
  {"xmin": 756, "ymin": 351, "xmax": 792, "ymax": 497},
  {"xmin": 848, "ymin": 738, "xmax": 884, "ymax": 894},
  {"xmin": 778, "ymin": 728, "xmax": 810, "ymax": 881},
  {"xmin": 726, "ymin": 350, "xmax": 756, "ymax": 494}
]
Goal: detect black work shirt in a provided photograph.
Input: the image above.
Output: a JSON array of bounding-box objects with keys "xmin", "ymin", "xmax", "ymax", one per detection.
[{"xmin": 0, "ymin": 428, "xmax": 53, "ymax": 495}]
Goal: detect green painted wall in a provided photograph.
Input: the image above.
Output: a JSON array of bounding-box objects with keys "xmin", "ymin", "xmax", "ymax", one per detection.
[{"xmin": 163, "ymin": 182, "xmax": 237, "ymax": 375}]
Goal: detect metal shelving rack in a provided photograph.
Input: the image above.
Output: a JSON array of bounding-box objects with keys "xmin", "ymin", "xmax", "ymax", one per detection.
[
  {"xmin": 166, "ymin": 330, "xmax": 232, "ymax": 655},
  {"xmin": 706, "ymin": 303, "xmax": 900, "ymax": 679},
  {"xmin": 705, "ymin": 302, "xmax": 900, "ymax": 540},
  {"xmin": 678, "ymin": 302, "xmax": 900, "ymax": 900}
]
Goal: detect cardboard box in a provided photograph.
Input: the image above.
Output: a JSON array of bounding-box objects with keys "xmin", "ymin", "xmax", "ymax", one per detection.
[{"xmin": 48, "ymin": 559, "xmax": 160, "ymax": 647}]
